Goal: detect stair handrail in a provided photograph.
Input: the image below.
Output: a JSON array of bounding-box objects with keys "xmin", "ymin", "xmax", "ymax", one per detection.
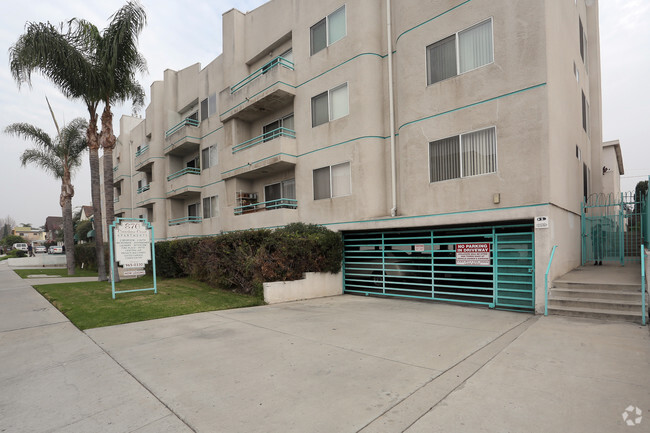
[
  {"xmin": 642, "ymin": 244, "xmax": 646, "ymax": 326},
  {"xmin": 544, "ymin": 245, "xmax": 558, "ymax": 316}
]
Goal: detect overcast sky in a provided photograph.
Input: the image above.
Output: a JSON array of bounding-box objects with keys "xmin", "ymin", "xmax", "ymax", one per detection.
[{"xmin": 0, "ymin": 0, "xmax": 648, "ymax": 227}]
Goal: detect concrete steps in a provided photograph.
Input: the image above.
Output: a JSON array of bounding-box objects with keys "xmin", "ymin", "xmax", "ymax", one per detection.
[{"xmin": 548, "ymin": 275, "xmax": 644, "ymax": 323}]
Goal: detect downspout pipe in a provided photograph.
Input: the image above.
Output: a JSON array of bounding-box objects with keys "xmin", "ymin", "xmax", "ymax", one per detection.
[{"xmin": 387, "ymin": 0, "xmax": 397, "ymax": 217}]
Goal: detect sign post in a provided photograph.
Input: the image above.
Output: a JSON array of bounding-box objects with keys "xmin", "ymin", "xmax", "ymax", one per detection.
[{"xmin": 109, "ymin": 218, "xmax": 157, "ymax": 299}]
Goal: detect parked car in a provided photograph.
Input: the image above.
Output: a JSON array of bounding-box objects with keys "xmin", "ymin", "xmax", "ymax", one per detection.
[
  {"xmin": 48, "ymin": 246, "xmax": 63, "ymax": 254},
  {"xmin": 34, "ymin": 245, "xmax": 47, "ymax": 254},
  {"xmin": 12, "ymin": 243, "xmax": 28, "ymax": 252}
]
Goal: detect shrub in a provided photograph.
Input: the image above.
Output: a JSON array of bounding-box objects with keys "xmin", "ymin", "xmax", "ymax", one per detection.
[
  {"xmin": 74, "ymin": 243, "xmax": 109, "ymax": 271},
  {"xmin": 152, "ymin": 223, "xmax": 342, "ymax": 294}
]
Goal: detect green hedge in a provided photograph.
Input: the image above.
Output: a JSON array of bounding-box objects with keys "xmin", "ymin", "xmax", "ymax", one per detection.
[
  {"xmin": 152, "ymin": 223, "xmax": 342, "ymax": 294},
  {"xmin": 74, "ymin": 243, "xmax": 110, "ymax": 271}
]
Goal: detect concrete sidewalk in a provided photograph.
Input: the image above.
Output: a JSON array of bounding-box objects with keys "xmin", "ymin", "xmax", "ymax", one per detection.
[
  {"xmin": 0, "ymin": 261, "xmax": 192, "ymax": 432},
  {"xmin": 1, "ymin": 259, "xmax": 649, "ymax": 432}
]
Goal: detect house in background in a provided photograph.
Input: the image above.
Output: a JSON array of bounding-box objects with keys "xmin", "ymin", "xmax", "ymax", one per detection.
[
  {"xmin": 12, "ymin": 226, "xmax": 45, "ymax": 243},
  {"xmin": 44, "ymin": 216, "xmax": 63, "ymax": 242}
]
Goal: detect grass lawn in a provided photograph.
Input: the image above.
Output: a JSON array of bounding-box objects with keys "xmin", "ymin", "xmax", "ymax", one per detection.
[
  {"xmin": 34, "ymin": 276, "xmax": 264, "ymax": 330},
  {"xmin": 14, "ymin": 268, "xmax": 99, "ymax": 278}
]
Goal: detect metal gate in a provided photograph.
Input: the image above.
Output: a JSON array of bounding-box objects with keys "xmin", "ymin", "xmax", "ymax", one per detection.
[
  {"xmin": 582, "ymin": 190, "xmax": 648, "ymax": 265},
  {"xmin": 343, "ymin": 223, "xmax": 535, "ymax": 311}
]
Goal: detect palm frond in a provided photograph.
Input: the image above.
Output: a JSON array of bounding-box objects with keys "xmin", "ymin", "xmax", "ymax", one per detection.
[
  {"xmin": 20, "ymin": 148, "xmax": 64, "ymax": 178},
  {"xmin": 4, "ymin": 123, "xmax": 53, "ymax": 148}
]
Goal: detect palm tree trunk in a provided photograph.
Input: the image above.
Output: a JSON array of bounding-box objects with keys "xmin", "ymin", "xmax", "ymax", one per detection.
[
  {"xmin": 87, "ymin": 113, "xmax": 107, "ymax": 281},
  {"xmin": 100, "ymin": 104, "xmax": 120, "ymax": 282},
  {"xmin": 61, "ymin": 190, "xmax": 75, "ymax": 276}
]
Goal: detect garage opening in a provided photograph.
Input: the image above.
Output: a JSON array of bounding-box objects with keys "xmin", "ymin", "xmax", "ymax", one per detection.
[{"xmin": 343, "ymin": 222, "xmax": 535, "ymax": 311}]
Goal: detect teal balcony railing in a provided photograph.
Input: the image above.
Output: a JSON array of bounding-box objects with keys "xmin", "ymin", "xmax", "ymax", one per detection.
[
  {"xmin": 232, "ymin": 127, "xmax": 296, "ymax": 154},
  {"xmin": 113, "ymin": 165, "xmax": 119, "ymax": 172},
  {"xmin": 137, "ymin": 184, "xmax": 150, "ymax": 194},
  {"xmin": 114, "ymin": 197, "xmax": 120, "ymax": 203},
  {"xmin": 230, "ymin": 56, "xmax": 294, "ymax": 94},
  {"xmin": 166, "ymin": 167, "xmax": 200, "ymax": 181},
  {"xmin": 165, "ymin": 117, "xmax": 200, "ymax": 138},
  {"xmin": 135, "ymin": 144, "xmax": 149, "ymax": 157},
  {"xmin": 234, "ymin": 198, "xmax": 298, "ymax": 215},
  {"xmin": 168, "ymin": 216, "xmax": 202, "ymax": 226}
]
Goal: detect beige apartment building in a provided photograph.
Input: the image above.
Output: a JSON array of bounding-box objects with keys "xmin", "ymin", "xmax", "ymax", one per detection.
[{"xmin": 111, "ymin": 0, "xmax": 607, "ymax": 313}]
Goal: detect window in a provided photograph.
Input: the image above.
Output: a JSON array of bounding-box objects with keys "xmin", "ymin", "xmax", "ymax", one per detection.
[
  {"xmin": 188, "ymin": 203, "xmax": 200, "ymax": 219},
  {"xmin": 313, "ymin": 162, "xmax": 350, "ymax": 200},
  {"xmin": 576, "ymin": 145, "xmax": 581, "ymax": 161},
  {"xmin": 186, "ymin": 155, "xmax": 200, "ymax": 169},
  {"xmin": 581, "ymin": 91, "xmax": 589, "ymax": 134},
  {"xmin": 263, "ymin": 114, "xmax": 294, "ymax": 142},
  {"xmin": 427, "ymin": 18, "xmax": 493, "ymax": 85},
  {"xmin": 264, "ymin": 179, "xmax": 296, "ymax": 208},
  {"xmin": 429, "ymin": 127, "xmax": 497, "ymax": 182},
  {"xmin": 200, "ymin": 93, "xmax": 217, "ymax": 121},
  {"xmin": 202, "ymin": 146, "xmax": 218, "ymax": 170},
  {"xmin": 202, "ymin": 195, "xmax": 218, "ymax": 219},
  {"xmin": 579, "ymin": 18, "xmax": 588, "ymax": 72},
  {"xmin": 312, "ymin": 83, "xmax": 348, "ymax": 127},
  {"xmin": 573, "ymin": 62, "xmax": 579, "ymax": 83},
  {"xmin": 310, "ymin": 6, "xmax": 346, "ymax": 55}
]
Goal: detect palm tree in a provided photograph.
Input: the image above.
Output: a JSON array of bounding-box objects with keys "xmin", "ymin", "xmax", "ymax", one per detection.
[
  {"xmin": 70, "ymin": 1, "xmax": 147, "ymax": 282},
  {"xmin": 5, "ymin": 118, "xmax": 87, "ymax": 275}
]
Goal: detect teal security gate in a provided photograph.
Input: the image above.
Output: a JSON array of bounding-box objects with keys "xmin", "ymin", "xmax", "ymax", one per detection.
[
  {"xmin": 582, "ymin": 190, "xmax": 648, "ymax": 265},
  {"xmin": 343, "ymin": 223, "xmax": 535, "ymax": 311}
]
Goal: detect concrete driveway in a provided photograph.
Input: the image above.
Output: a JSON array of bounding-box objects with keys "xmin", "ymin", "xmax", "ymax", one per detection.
[{"xmin": 2, "ymin": 258, "xmax": 649, "ymax": 432}]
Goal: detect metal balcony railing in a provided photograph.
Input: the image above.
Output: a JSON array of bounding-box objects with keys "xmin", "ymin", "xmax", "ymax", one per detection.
[
  {"xmin": 135, "ymin": 144, "xmax": 149, "ymax": 157},
  {"xmin": 166, "ymin": 167, "xmax": 200, "ymax": 181},
  {"xmin": 165, "ymin": 118, "xmax": 200, "ymax": 139},
  {"xmin": 113, "ymin": 165, "xmax": 118, "ymax": 172},
  {"xmin": 230, "ymin": 56, "xmax": 294, "ymax": 94},
  {"xmin": 232, "ymin": 127, "xmax": 296, "ymax": 154},
  {"xmin": 168, "ymin": 216, "xmax": 202, "ymax": 226},
  {"xmin": 234, "ymin": 198, "xmax": 298, "ymax": 215},
  {"xmin": 137, "ymin": 184, "xmax": 151, "ymax": 194}
]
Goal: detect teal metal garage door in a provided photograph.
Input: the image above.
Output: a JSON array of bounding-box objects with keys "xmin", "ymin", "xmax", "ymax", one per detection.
[{"xmin": 343, "ymin": 223, "xmax": 535, "ymax": 311}]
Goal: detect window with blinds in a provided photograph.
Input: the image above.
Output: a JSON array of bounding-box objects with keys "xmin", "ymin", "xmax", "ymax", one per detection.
[
  {"xmin": 310, "ymin": 6, "xmax": 346, "ymax": 56},
  {"xmin": 311, "ymin": 83, "xmax": 348, "ymax": 127},
  {"xmin": 427, "ymin": 18, "xmax": 493, "ymax": 85},
  {"xmin": 429, "ymin": 127, "xmax": 497, "ymax": 182},
  {"xmin": 313, "ymin": 162, "xmax": 350, "ymax": 200}
]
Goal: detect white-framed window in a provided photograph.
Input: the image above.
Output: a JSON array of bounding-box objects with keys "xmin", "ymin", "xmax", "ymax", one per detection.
[
  {"xmin": 581, "ymin": 91, "xmax": 590, "ymax": 135},
  {"xmin": 264, "ymin": 179, "xmax": 296, "ymax": 208},
  {"xmin": 201, "ymin": 145, "xmax": 218, "ymax": 170},
  {"xmin": 310, "ymin": 5, "xmax": 346, "ymax": 55},
  {"xmin": 426, "ymin": 18, "xmax": 494, "ymax": 85},
  {"xmin": 202, "ymin": 195, "xmax": 218, "ymax": 219},
  {"xmin": 429, "ymin": 126, "xmax": 497, "ymax": 182},
  {"xmin": 313, "ymin": 162, "xmax": 351, "ymax": 200},
  {"xmin": 263, "ymin": 114, "xmax": 294, "ymax": 142},
  {"xmin": 188, "ymin": 202, "xmax": 200, "ymax": 219},
  {"xmin": 200, "ymin": 93, "xmax": 217, "ymax": 121},
  {"xmin": 311, "ymin": 83, "xmax": 349, "ymax": 127}
]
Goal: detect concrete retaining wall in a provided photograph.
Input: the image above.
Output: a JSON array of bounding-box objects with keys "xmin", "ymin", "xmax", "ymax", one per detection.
[
  {"xmin": 263, "ymin": 272, "xmax": 342, "ymax": 304},
  {"xmin": 7, "ymin": 255, "xmax": 66, "ymax": 268}
]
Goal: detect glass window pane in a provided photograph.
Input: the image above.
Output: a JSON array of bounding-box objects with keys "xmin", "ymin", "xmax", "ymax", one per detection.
[
  {"xmin": 313, "ymin": 167, "xmax": 331, "ymax": 200},
  {"xmin": 312, "ymin": 92, "xmax": 329, "ymax": 127},
  {"xmin": 282, "ymin": 178, "xmax": 296, "ymax": 200},
  {"xmin": 202, "ymin": 148, "xmax": 210, "ymax": 169},
  {"xmin": 263, "ymin": 120, "xmax": 280, "ymax": 142},
  {"xmin": 461, "ymin": 127, "xmax": 496, "ymax": 177},
  {"xmin": 330, "ymin": 83, "xmax": 349, "ymax": 121},
  {"xmin": 211, "ymin": 196, "xmax": 218, "ymax": 217},
  {"xmin": 331, "ymin": 162, "xmax": 350, "ymax": 197},
  {"xmin": 200, "ymin": 98, "xmax": 208, "ymax": 121},
  {"xmin": 202, "ymin": 197, "xmax": 211, "ymax": 219},
  {"xmin": 458, "ymin": 19, "xmax": 493, "ymax": 74},
  {"xmin": 429, "ymin": 136, "xmax": 460, "ymax": 182},
  {"xmin": 282, "ymin": 114, "xmax": 294, "ymax": 131},
  {"xmin": 427, "ymin": 35, "xmax": 457, "ymax": 85},
  {"xmin": 265, "ymin": 183, "xmax": 282, "ymax": 203},
  {"xmin": 328, "ymin": 6, "xmax": 346, "ymax": 45},
  {"xmin": 210, "ymin": 146, "xmax": 218, "ymax": 167},
  {"xmin": 311, "ymin": 19, "xmax": 327, "ymax": 55}
]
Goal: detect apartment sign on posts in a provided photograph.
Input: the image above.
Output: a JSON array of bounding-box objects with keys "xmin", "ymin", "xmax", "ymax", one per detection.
[
  {"xmin": 456, "ymin": 243, "xmax": 491, "ymax": 266},
  {"xmin": 114, "ymin": 221, "xmax": 151, "ymax": 269}
]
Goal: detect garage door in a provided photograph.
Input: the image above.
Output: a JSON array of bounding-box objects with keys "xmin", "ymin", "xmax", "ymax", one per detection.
[{"xmin": 343, "ymin": 223, "xmax": 535, "ymax": 311}]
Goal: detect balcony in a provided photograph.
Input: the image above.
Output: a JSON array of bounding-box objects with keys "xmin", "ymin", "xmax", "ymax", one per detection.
[
  {"xmin": 164, "ymin": 118, "xmax": 201, "ymax": 156},
  {"xmin": 234, "ymin": 198, "xmax": 298, "ymax": 215},
  {"xmin": 166, "ymin": 167, "xmax": 201, "ymax": 199},
  {"xmin": 168, "ymin": 216, "xmax": 202, "ymax": 226},
  {"xmin": 222, "ymin": 128, "xmax": 297, "ymax": 180},
  {"xmin": 219, "ymin": 56, "xmax": 295, "ymax": 123},
  {"xmin": 137, "ymin": 184, "xmax": 150, "ymax": 194},
  {"xmin": 135, "ymin": 144, "xmax": 149, "ymax": 157}
]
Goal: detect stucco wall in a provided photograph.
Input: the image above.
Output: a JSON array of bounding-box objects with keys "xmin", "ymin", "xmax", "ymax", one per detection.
[{"xmin": 264, "ymin": 271, "xmax": 343, "ymax": 304}]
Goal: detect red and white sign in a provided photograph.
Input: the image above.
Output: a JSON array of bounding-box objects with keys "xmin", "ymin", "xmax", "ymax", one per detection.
[
  {"xmin": 414, "ymin": 244, "xmax": 425, "ymax": 252},
  {"xmin": 456, "ymin": 243, "xmax": 491, "ymax": 266}
]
